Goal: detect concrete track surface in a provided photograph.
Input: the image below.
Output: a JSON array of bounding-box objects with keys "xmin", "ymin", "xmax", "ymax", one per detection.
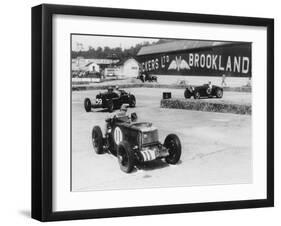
[{"xmin": 72, "ymin": 88, "xmax": 252, "ymax": 191}]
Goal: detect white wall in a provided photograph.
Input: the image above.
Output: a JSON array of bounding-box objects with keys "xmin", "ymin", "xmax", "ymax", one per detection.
[
  {"xmin": 121, "ymin": 58, "xmax": 139, "ymax": 77},
  {"xmin": 87, "ymin": 63, "xmax": 100, "ymax": 72},
  {"xmin": 0, "ymin": 0, "xmax": 279, "ymax": 226}
]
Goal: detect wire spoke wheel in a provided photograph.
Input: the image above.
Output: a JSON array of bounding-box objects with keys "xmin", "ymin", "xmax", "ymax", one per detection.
[
  {"xmin": 167, "ymin": 141, "xmax": 176, "ymax": 158},
  {"xmin": 130, "ymin": 96, "xmax": 136, "ymax": 107},
  {"xmin": 92, "ymin": 131, "xmax": 98, "ymax": 148},
  {"xmin": 91, "ymin": 126, "xmax": 103, "ymax": 154},
  {"xmin": 117, "ymin": 141, "xmax": 134, "ymax": 173},
  {"xmin": 164, "ymin": 134, "xmax": 181, "ymax": 164},
  {"xmin": 84, "ymin": 98, "xmax": 91, "ymax": 112},
  {"xmin": 107, "ymin": 100, "xmax": 114, "ymax": 112},
  {"xmin": 184, "ymin": 89, "xmax": 191, "ymax": 99},
  {"xmin": 194, "ymin": 91, "xmax": 200, "ymax": 99},
  {"xmin": 216, "ymin": 89, "xmax": 223, "ymax": 98},
  {"xmin": 118, "ymin": 147, "xmax": 128, "ymax": 167}
]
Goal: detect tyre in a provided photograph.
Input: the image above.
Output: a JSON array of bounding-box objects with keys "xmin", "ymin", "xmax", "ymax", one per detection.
[
  {"xmin": 129, "ymin": 95, "xmax": 136, "ymax": 107},
  {"xmin": 164, "ymin": 134, "xmax": 181, "ymax": 164},
  {"xmin": 216, "ymin": 89, "xmax": 223, "ymax": 98},
  {"xmin": 184, "ymin": 89, "xmax": 192, "ymax": 99},
  {"xmin": 206, "ymin": 88, "xmax": 212, "ymax": 95},
  {"xmin": 140, "ymin": 75, "xmax": 144, "ymax": 83},
  {"xmin": 84, "ymin": 98, "xmax": 92, "ymax": 112},
  {"xmin": 194, "ymin": 91, "xmax": 200, "ymax": 99},
  {"xmin": 91, "ymin": 126, "xmax": 104, "ymax": 154},
  {"xmin": 130, "ymin": 112, "xmax": 138, "ymax": 122},
  {"xmin": 107, "ymin": 99, "xmax": 114, "ymax": 112},
  {"xmin": 117, "ymin": 141, "xmax": 135, "ymax": 173}
]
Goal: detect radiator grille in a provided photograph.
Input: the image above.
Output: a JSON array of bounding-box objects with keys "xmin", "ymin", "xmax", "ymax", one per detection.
[{"xmin": 142, "ymin": 130, "xmax": 159, "ymax": 145}]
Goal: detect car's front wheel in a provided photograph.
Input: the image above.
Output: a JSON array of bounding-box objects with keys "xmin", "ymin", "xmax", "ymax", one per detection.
[
  {"xmin": 184, "ymin": 89, "xmax": 192, "ymax": 99},
  {"xmin": 164, "ymin": 134, "xmax": 181, "ymax": 164},
  {"xmin": 194, "ymin": 91, "xmax": 200, "ymax": 99},
  {"xmin": 107, "ymin": 99, "xmax": 114, "ymax": 112},
  {"xmin": 139, "ymin": 75, "xmax": 145, "ymax": 83},
  {"xmin": 216, "ymin": 89, "xmax": 223, "ymax": 98},
  {"xmin": 92, "ymin": 126, "xmax": 104, "ymax": 154},
  {"xmin": 129, "ymin": 95, "xmax": 136, "ymax": 107},
  {"xmin": 84, "ymin": 98, "xmax": 92, "ymax": 112},
  {"xmin": 117, "ymin": 141, "xmax": 135, "ymax": 173}
]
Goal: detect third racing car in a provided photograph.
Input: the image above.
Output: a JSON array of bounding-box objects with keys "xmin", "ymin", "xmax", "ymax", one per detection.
[{"xmin": 184, "ymin": 83, "xmax": 223, "ymax": 99}]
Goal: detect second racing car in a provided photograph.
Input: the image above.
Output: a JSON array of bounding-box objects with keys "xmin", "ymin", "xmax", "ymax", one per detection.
[{"xmin": 84, "ymin": 87, "xmax": 136, "ymax": 112}]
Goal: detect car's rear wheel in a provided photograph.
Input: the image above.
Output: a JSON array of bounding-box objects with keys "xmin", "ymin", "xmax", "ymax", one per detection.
[
  {"xmin": 194, "ymin": 91, "xmax": 200, "ymax": 99},
  {"xmin": 184, "ymin": 89, "xmax": 192, "ymax": 99},
  {"xmin": 140, "ymin": 75, "xmax": 144, "ymax": 82},
  {"xmin": 91, "ymin": 126, "xmax": 104, "ymax": 154},
  {"xmin": 216, "ymin": 89, "xmax": 223, "ymax": 98},
  {"xmin": 117, "ymin": 141, "xmax": 135, "ymax": 173},
  {"xmin": 129, "ymin": 95, "xmax": 136, "ymax": 107},
  {"xmin": 164, "ymin": 134, "xmax": 181, "ymax": 164},
  {"xmin": 84, "ymin": 98, "xmax": 92, "ymax": 112},
  {"xmin": 107, "ymin": 99, "xmax": 114, "ymax": 112}
]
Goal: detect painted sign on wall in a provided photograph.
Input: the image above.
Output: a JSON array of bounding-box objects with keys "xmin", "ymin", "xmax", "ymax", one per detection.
[{"xmin": 138, "ymin": 43, "xmax": 251, "ymax": 77}]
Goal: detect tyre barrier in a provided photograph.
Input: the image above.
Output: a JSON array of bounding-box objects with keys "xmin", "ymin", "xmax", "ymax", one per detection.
[{"xmin": 160, "ymin": 98, "xmax": 251, "ymax": 115}]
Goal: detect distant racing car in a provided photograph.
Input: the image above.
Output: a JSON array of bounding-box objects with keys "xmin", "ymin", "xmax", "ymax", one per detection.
[
  {"xmin": 184, "ymin": 83, "xmax": 223, "ymax": 99},
  {"xmin": 91, "ymin": 111, "xmax": 182, "ymax": 173},
  {"xmin": 84, "ymin": 87, "xmax": 136, "ymax": 112},
  {"xmin": 137, "ymin": 71, "xmax": 157, "ymax": 82}
]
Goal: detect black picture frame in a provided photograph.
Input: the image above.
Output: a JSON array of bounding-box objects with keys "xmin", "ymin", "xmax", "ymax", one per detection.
[{"xmin": 31, "ymin": 4, "xmax": 274, "ymax": 222}]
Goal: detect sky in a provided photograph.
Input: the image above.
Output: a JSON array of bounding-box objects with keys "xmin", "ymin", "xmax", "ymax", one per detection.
[{"xmin": 72, "ymin": 34, "xmax": 159, "ymax": 51}]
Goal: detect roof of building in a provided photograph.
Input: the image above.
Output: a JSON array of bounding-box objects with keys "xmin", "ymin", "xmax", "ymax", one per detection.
[
  {"xmin": 84, "ymin": 62, "xmax": 96, "ymax": 67},
  {"xmin": 137, "ymin": 40, "xmax": 234, "ymax": 56},
  {"xmin": 115, "ymin": 57, "xmax": 139, "ymax": 66}
]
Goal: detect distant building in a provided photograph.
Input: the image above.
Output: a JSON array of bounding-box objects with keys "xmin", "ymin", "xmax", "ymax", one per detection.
[
  {"xmin": 82, "ymin": 62, "xmax": 100, "ymax": 73},
  {"xmin": 116, "ymin": 58, "xmax": 140, "ymax": 78},
  {"xmin": 137, "ymin": 40, "xmax": 252, "ymax": 77},
  {"xmin": 105, "ymin": 58, "xmax": 140, "ymax": 78},
  {"xmin": 72, "ymin": 57, "xmax": 119, "ymax": 72}
]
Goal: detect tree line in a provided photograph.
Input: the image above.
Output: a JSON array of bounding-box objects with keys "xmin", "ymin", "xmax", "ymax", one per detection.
[{"xmin": 71, "ymin": 39, "xmax": 172, "ymax": 60}]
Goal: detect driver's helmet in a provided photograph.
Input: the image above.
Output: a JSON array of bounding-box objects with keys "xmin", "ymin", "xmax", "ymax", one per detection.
[
  {"xmin": 207, "ymin": 81, "xmax": 212, "ymax": 94},
  {"xmin": 120, "ymin": 104, "xmax": 127, "ymax": 113},
  {"xmin": 114, "ymin": 104, "xmax": 129, "ymax": 122}
]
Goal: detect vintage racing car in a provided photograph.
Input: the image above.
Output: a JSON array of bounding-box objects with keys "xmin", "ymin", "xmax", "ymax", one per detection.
[
  {"xmin": 137, "ymin": 71, "xmax": 157, "ymax": 82},
  {"xmin": 184, "ymin": 83, "xmax": 223, "ymax": 99},
  {"xmin": 91, "ymin": 111, "xmax": 181, "ymax": 173},
  {"xmin": 84, "ymin": 87, "xmax": 136, "ymax": 112}
]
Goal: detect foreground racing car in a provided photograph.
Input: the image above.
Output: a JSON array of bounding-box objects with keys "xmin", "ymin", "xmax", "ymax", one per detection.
[
  {"xmin": 91, "ymin": 111, "xmax": 182, "ymax": 173},
  {"xmin": 184, "ymin": 83, "xmax": 223, "ymax": 99},
  {"xmin": 84, "ymin": 87, "xmax": 136, "ymax": 112}
]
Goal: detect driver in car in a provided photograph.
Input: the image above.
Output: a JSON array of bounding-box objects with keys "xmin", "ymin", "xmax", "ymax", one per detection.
[
  {"xmin": 207, "ymin": 81, "xmax": 213, "ymax": 95},
  {"xmin": 106, "ymin": 104, "xmax": 137, "ymax": 126},
  {"xmin": 106, "ymin": 104, "xmax": 130, "ymax": 124},
  {"xmin": 116, "ymin": 104, "xmax": 128, "ymax": 118}
]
